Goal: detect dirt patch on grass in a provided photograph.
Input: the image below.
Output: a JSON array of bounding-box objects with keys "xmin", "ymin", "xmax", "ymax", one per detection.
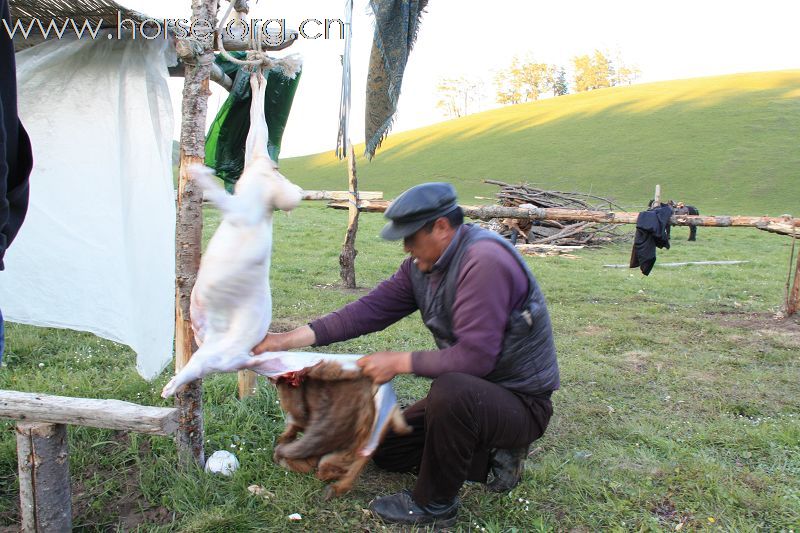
[
  {"xmin": 269, "ymin": 318, "xmax": 307, "ymax": 333},
  {"xmin": 704, "ymin": 311, "xmax": 800, "ymax": 336},
  {"xmin": 703, "ymin": 311, "xmax": 800, "ymax": 358},
  {"xmin": 622, "ymin": 350, "xmax": 664, "ymax": 373},
  {"xmin": 71, "ymin": 433, "xmax": 175, "ymax": 531},
  {"xmin": 579, "ymin": 325, "xmax": 607, "ymax": 336}
]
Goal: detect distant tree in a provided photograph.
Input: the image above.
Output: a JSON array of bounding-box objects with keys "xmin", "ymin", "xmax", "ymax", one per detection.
[
  {"xmin": 495, "ymin": 55, "xmax": 554, "ymax": 104},
  {"xmin": 610, "ymin": 49, "xmax": 641, "ymax": 86},
  {"xmin": 572, "ymin": 54, "xmax": 593, "ymax": 92},
  {"xmin": 436, "ymin": 77, "xmax": 483, "ymax": 118},
  {"xmin": 616, "ymin": 64, "xmax": 641, "ymax": 85},
  {"xmin": 551, "ymin": 66, "xmax": 568, "ymax": 96},
  {"xmin": 572, "ymin": 50, "xmax": 613, "ymax": 92},
  {"xmin": 518, "ymin": 60, "xmax": 550, "ymax": 101},
  {"xmin": 494, "ymin": 57, "xmax": 524, "ymax": 105},
  {"xmin": 591, "ymin": 49, "xmax": 612, "ymax": 89}
]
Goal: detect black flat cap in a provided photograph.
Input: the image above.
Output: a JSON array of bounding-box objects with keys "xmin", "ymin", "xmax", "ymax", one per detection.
[{"xmin": 380, "ymin": 182, "xmax": 458, "ymax": 240}]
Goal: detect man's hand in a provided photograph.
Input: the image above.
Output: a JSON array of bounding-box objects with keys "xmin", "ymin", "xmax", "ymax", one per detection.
[
  {"xmin": 251, "ymin": 325, "xmax": 316, "ymax": 355},
  {"xmin": 357, "ymin": 351, "xmax": 412, "ymax": 384}
]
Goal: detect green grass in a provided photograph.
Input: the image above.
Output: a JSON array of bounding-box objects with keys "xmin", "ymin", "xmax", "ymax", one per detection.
[
  {"xmin": 282, "ymin": 70, "xmax": 800, "ymax": 215},
  {"xmin": 2, "ymin": 72, "xmax": 800, "ymax": 530},
  {"xmin": 2, "ymin": 204, "xmax": 799, "ymax": 531}
]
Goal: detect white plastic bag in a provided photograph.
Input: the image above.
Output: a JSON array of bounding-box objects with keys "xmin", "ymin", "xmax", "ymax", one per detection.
[{"xmin": 1, "ymin": 33, "xmax": 176, "ymax": 380}]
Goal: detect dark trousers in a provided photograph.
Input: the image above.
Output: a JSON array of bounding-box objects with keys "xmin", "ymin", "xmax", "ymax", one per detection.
[{"xmin": 372, "ymin": 373, "xmax": 553, "ymax": 506}]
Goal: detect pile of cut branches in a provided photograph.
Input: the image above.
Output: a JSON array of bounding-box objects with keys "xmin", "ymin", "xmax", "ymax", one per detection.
[{"xmin": 481, "ymin": 180, "xmax": 629, "ymax": 247}]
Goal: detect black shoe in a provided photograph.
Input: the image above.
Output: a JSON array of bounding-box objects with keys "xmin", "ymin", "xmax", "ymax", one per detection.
[
  {"xmin": 486, "ymin": 446, "xmax": 529, "ymax": 492},
  {"xmin": 369, "ymin": 489, "xmax": 458, "ymax": 528}
]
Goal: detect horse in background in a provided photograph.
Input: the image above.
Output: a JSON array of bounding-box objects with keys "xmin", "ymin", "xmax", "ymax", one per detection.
[{"xmin": 673, "ymin": 201, "xmax": 699, "ymax": 241}]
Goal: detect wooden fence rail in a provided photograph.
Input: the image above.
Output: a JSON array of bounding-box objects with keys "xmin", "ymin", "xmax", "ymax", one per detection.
[
  {"xmin": 1, "ymin": 390, "xmax": 178, "ymax": 532},
  {"xmin": 327, "ymin": 200, "xmax": 800, "ymax": 237}
]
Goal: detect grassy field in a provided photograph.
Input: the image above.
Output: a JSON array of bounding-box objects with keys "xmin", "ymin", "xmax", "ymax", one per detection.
[
  {"xmin": 282, "ymin": 70, "xmax": 800, "ymax": 215},
  {"xmin": 1, "ymin": 203, "xmax": 798, "ymax": 531},
  {"xmin": 2, "ymin": 71, "xmax": 800, "ymax": 531}
]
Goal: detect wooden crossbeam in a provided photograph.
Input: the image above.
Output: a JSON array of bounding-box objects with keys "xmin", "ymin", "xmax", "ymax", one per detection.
[
  {"xmin": 0, "ymin": 390, "xmax": 178, "ymax": 436},
  {"xmin": 302, "ymin": 190, "xmax": 383, "ymax": 201},
  {"xmin": 327, "ymin": 200, "xmax": 799, "ymax": 237}
]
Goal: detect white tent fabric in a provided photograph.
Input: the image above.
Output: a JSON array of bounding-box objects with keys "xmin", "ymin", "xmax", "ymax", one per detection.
[{"xmin": 0, "ymin": 33, "xmax": 176, "ymax": 380}]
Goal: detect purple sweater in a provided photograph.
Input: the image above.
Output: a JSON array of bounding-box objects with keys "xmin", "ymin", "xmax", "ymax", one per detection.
[{"xmin": 310, "ymin": 227, "xmax": 530, "ymax": 378}]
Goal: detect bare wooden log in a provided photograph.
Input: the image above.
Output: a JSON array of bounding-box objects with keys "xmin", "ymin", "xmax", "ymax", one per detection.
[
  {"xmin": 531, "ymin": 222, "xmax": 589, "ymax": 245},
  {"xmin": 173, "ymin": 0, "xmax": 222, "ymax": 468},
  {"xmin": 516, "ymin": 245, "xmax": 585, "ymax": 252},
  {"xmin": 169, "ymin": 62, "xmax": 233, "ymax": 91},
  {"xmin": 327, "ymin": 200, "xmax": 800, "ymax": 237},
  {"xmin": 0, "ymin": 391, "xmax": 178, "ymax": 436},
  {"xmin": 302, "ymin": 190, "xmax": 383, "ymax": 201},
  {"xmin": 788, "ymin": 250, "xmax": 800, "ymax": 316},
  {"xmin": 603, "ymin": 260, "xmax": 750, "ymax": 268},
  {"xmin": 328, "ymin": 199, "xmax": 387, "ymax": 212},
  {"xmin": 339, "ymin": 143, "xmax": 359, "ymax": 288},
  {"xmin": 16, "ymin": 422, "xmax": 71, "ymax": 533},
  {"xmin": 238, "ymin": 370, "xmax": 258, "ymax": 399},
  {"xmin": 219, "ymin": 29, "xmax": 299, "ymax": 52}
]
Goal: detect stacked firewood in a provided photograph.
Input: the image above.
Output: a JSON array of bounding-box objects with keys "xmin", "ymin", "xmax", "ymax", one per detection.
[{"xmin": 482, "ymin": 180, "xmax": 629, "ymax": 247}]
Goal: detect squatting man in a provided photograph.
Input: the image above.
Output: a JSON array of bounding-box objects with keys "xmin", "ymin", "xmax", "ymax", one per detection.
[{"xmin": 254, "ymin": 182, "xmax": 560, "ymax": 528}]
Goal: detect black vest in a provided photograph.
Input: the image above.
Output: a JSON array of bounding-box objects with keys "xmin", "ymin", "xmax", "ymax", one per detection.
[{"xmin": 409, "ymin": 225, "xmax": 560, "ymax": 395}]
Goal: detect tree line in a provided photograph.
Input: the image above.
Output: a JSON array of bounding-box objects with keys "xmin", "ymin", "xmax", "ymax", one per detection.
[{"xmin": 436, "ymin": 49, "xmax": 640, "ymax": 118}]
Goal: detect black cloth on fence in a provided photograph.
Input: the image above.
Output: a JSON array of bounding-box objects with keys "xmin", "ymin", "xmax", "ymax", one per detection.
[
  {"xmin": 1, "ymin": 0, "xmax": 33, "ymax": 270},
  {"xmin": 630, "ymin": 204, "xmax": 673, "ymax": 275}
]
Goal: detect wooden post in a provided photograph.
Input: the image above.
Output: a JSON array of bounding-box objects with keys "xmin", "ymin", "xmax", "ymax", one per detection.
[
  {"xmin": 238, "ymin": 370, "xmax": 258, "ymax": 399},
  {"xmin": 16, "ymin": 422, "xmax": 71, "ymax": 533},
  {"xmin": 173, "ymin": 0, "xmax": 221, "ymax": 467},
  {"xmin": 339, "ymin": 142, "xmax": 359, "ymax": 288},
  {"xmin": 653, "ymin": 184, "xmax": 661, "ymax": 205},
  {"xmin": 788, "ymin": 244, "xmax": 800, "ymax": 316}
]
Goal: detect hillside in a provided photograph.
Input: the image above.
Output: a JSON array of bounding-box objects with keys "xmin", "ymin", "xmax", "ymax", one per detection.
[{"xmin": 281, "ymin": 70, "xmax": 800, "ymax": 214}]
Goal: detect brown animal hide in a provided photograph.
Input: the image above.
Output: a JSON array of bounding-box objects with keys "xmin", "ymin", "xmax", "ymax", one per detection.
[{"xmin": 272, "ymin": 361, "xmax": 411, "ymax": 499}]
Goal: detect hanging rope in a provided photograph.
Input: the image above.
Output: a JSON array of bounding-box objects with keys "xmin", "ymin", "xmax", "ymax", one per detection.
[
  {"xmin": 335, "ymin": 0, "xmax": 354, "ymax": 160},
  {"xmin": 211, "ymin": 0, "xmax": 303, "ymax": 79}
]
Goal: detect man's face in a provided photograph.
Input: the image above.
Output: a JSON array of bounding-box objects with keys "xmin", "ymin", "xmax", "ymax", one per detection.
[{"xmin": 403, "ymin": 219, "xmax": 450, "ymax": 272}]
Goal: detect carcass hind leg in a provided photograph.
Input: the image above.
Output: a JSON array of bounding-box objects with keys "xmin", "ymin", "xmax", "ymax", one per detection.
[
  {"xmin": 275, "ymin": 421, "xmax": 302, "ymax": 446},
  {"xmin": 245, "ymin": 71, "xmax": 270, "ymax": 163},
  {"xmin": 390, "ymin": 406, "xmax": 413, "ymax": 435},
  {"xmin": 319, "ymin": 453, "xmax": 372, "ymax": 500},
  {"xmin": 274, "ymin": 449, "xmax": 319, "ymax": 474}
]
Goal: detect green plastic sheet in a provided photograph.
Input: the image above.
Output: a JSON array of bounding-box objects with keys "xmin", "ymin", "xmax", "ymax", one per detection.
[{"xmin": 205, "ymin": 52, "xmax": 302, "ymax": 191}]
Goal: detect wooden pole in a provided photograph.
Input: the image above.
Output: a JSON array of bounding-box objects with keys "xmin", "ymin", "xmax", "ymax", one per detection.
[
  {"xmin": 16, "ymin": 422, "xmax": 71, "ymax": 533},
  {"xmin": 302, "ymin": 190, "xmax": 382, "ymax": 201},
  {"xmin": 653, "ymin": 184, "xmax": 661, "ymax": 204},
  {"xmin": 327, "ymin": 201, "xmax": 800, "ymax": 237},
  {"xmin": 238, "ymin": 369, "xmax": 258, "ymax": 399},
  {"xmin": 788, "ymin": 246, "xmax": 800, "ymax": 316},
  {"xmin": 339, "ymin": 142, "xmax": 359, "ymax": 288},
  {"xmin": 173, "ymin": 0, "xmax": 221, "ymax": 468}
]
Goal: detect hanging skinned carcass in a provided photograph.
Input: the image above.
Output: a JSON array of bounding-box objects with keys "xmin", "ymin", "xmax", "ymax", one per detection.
[
  {"xmin": 161, "ymin": 71, "xmax": 303, "ymax": 398},
  {"xmin": 161, "ymin": 67, "xmax": 406, "ymax": 498}
]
